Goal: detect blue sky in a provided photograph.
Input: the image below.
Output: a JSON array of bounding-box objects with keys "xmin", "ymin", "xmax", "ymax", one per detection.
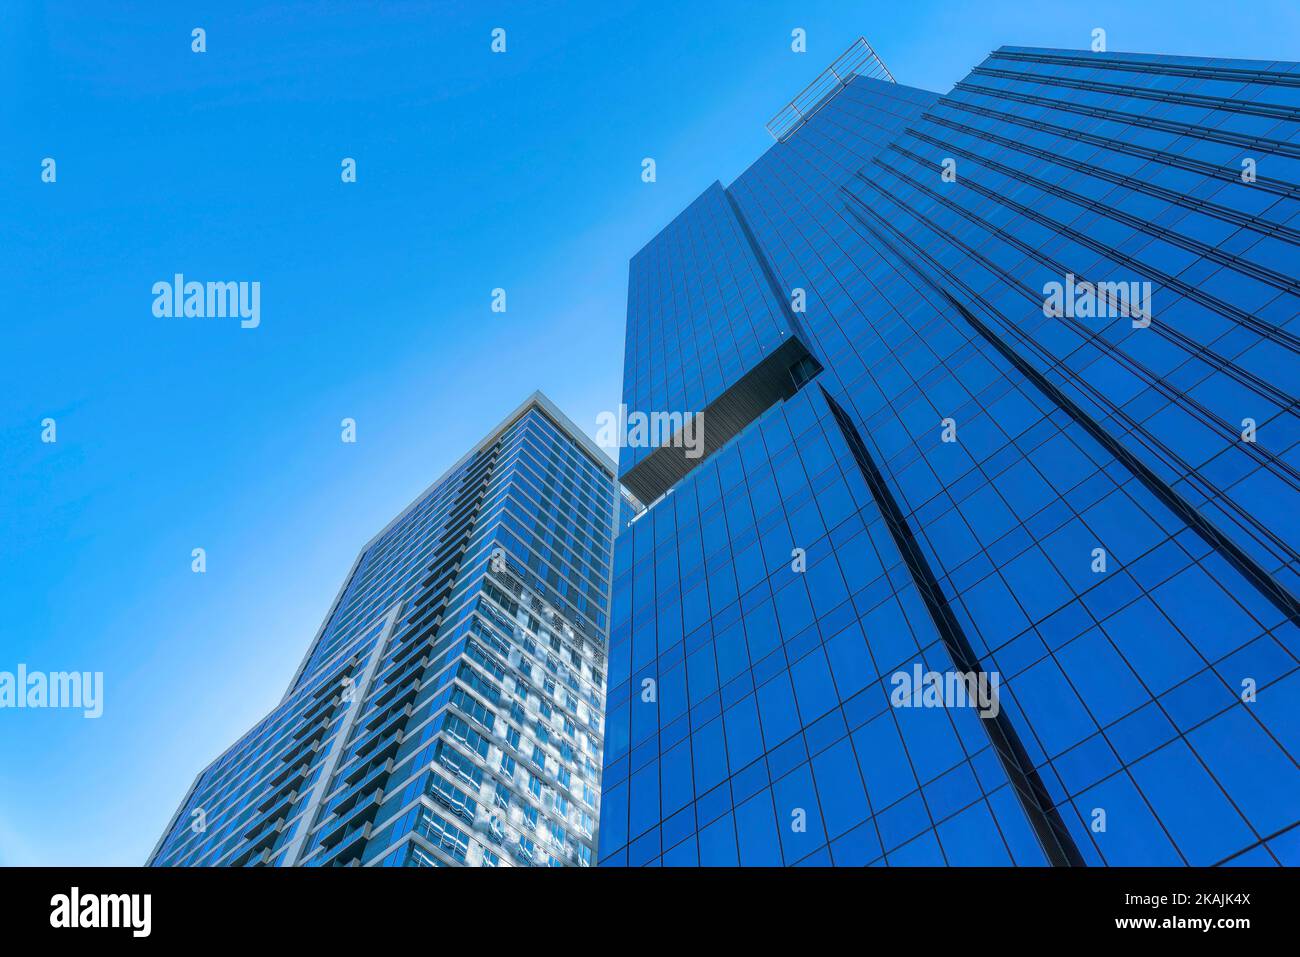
[{"xmin": 1, "ymin": 0, "xmax": 1296, "ymax": 866}]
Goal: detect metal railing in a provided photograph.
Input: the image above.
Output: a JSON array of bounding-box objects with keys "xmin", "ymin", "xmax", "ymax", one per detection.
[{"xmin": 765, "ymin": 36, "xmax": 896, "ymax": 142}]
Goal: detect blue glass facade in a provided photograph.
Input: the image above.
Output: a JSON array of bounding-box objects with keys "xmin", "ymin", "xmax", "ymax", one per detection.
[
  {"xmin": 600, "ymin": 47, "xmax": 1300, "ymax": 866},
  {"xmin": 150, "ymin": 394, "xmax": 618, "ymax": 867}
]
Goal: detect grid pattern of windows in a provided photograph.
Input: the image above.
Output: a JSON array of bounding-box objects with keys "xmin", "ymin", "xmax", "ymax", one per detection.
[
  {"xmin": 150, "ymin": 394, "xmax": 618, "ymax": 868},
  {"xmin": 621, "ymin": 183, "xmax": 794, "ymax": 476},
  {"xmin": 600, "ymin": 48, "xmax": 1300, "ymax": 867}
]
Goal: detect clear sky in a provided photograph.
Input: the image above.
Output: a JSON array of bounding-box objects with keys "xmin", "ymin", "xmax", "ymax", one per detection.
[{"xmin": 2, "ymin": 0, "xmax": 1296, "ymax": 866}]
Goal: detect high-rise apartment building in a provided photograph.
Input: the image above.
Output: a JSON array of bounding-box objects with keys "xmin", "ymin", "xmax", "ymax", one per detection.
[
  {"xmin": 599, "ymin": 40, "xmax": 1300, "ymax": 866},
  {"xmin": 150, "ymin": 393, "xmax": 618, "ymax": 867}
]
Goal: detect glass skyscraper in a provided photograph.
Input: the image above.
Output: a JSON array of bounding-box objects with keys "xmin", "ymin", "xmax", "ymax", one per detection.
[
  {"xmin": 150, "ymin": 393, "xmax": 618, "ymax": 867},
  {"xmin": 599, "ymin": 40, "xmax": 1300, "ymax": 866}
]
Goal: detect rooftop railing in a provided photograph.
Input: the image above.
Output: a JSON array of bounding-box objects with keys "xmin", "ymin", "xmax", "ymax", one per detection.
[{"xmin": 765, "ymin": 36, "xmax": 896, "ymax": 142}]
